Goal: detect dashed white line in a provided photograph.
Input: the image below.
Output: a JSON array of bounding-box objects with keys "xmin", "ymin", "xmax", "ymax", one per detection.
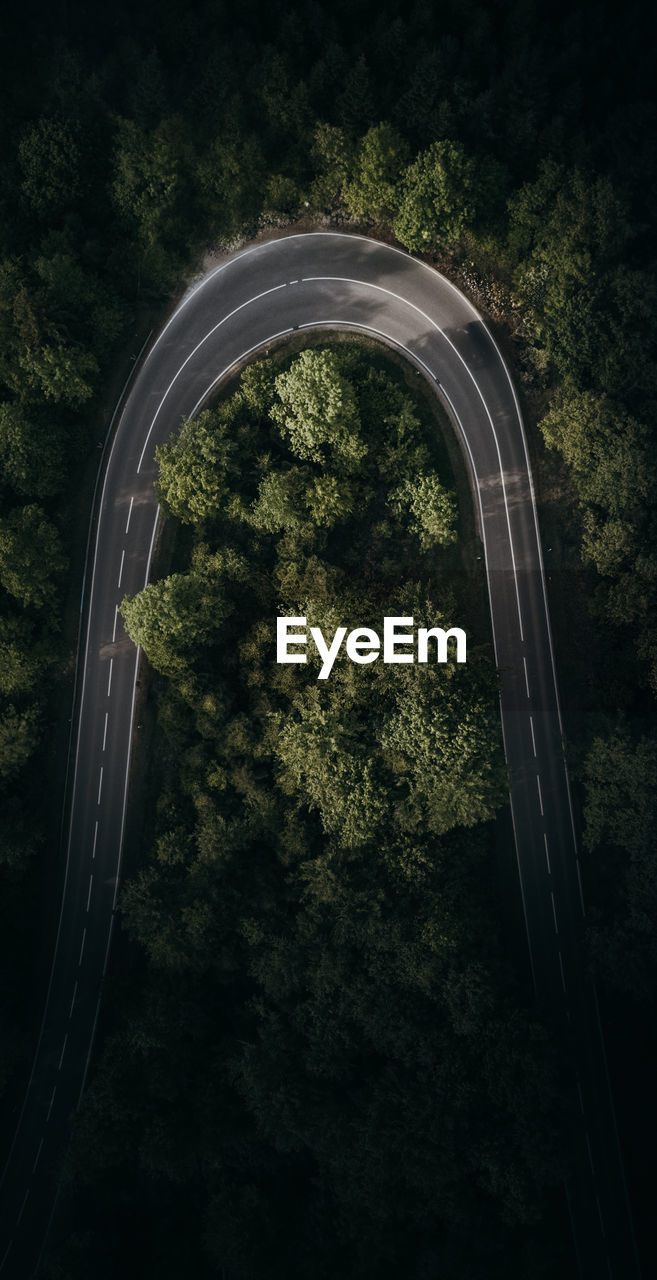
[
  {"xmin": 558, "ymin": 950, "xmax": 566, "ymax": 992},
  {"xmin": 16, "ymin": 1190, "xmax": 29, "ymax": 1226},
  {"xmin": 86, "ymin": 875, "xmax": 93, "ymax": 913},
  {"xmin": 576, "ymin": 858, "xmax": 586, "ymax": 914},
  {"xmin": 46, "ymin": 1085, "xmax": 56, "ymax": 1123},
  {"xmin": 536, "ymin": 774, "xmax": 544, "ymax": 816},
  {"xmin": 78, "ymin": 928, "xmax": 86, "ymax": 967},
  {"xmin": 107, "ymin": 658, "xmax": 113, "ymax": 697},
  {"xmin": 543, "ymin": 832, "xmax": 551, "ymax": 875},
  {"xmin": 529, "ymin": 715, "xmax": 537, "ymax": 757},
  {"xmin": 522, "ymin": 656, "xmax": 531, "ymax": 697},
  {"xmin": 551, "ymin": 891, "xmax": 559, "ymax": 935},
  {"xmin": 92, "ymin": 820, "xmax": 98, "ymax": 860},
  {"xmin": 117, "ymin": 548, "xmax": 125, "ymax": 589},
  {"xmin": 125, "ymin": 495, "xmax": 134, "ymax": 534},
  {"xmin": 58, "ymin": 1034, "xmax": 68, "ymax": 1071},
  {"xmin": 32, "ymin": 1138, "xmax": 44, "ymax": 1174},
  {"xmin": 112, "ymin": 604, "xmax": 118, "ymax": 642},
  {"xmin": 97, "ymin": 766, "xmax": 103, "ymax": 806},
  {"xmin": 102, "ymin": 712, "xmax": 108, "ymax": 752},
  {"xmin": 1, "ymin": 1239, "xmax": 13, "ymax": 1269}
]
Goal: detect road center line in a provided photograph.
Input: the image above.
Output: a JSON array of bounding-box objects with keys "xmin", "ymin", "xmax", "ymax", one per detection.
[
  {"xmin": 551, "ymin": 891, "xmax": 559, "ymax": 935},
  {"xmin": 536, "ymin": 774, "xmax": 544, "ymax": 816},
  {"xmin": 529, "ymin": 715, "xmax": 537, "ymax": 757},
  {"xmin": 117, "ymin": 548, "xmax": 125, "ymax": 590},
  {"xmin": 79, "ymin": 928, "xmax": 86, "ymax": 967},
  {"xmin": 107, "ymin": 658, "xmax": 113, "ymax": 697},
  {"xmin": 125, "ymin": 496, "xmax": 134, "ymax": 534},
  {"xmin": 58, "ymin": 1034, "xmax": 68, "ymax": 1071},
  {"xmin": 543, "ymin": 832, "xmax": 551, "ymax": 874},
  {"xmin": 69, "ymin": 981, "xmax": 78, "ymax": 1019},
  {"xmin": 112, "ymin": 604, "xmax": 118, "ymax": 642},
  {"xmin": 97, "ymin": 767, "xmax": 103, "ymax": 806},
  {"xmin": 86, "ymin": 875, "xmax": 94, "ymax": 913},
  {"xmin": 102, "ymin": 712, "xmax": 108, "ymax": 752},
  {"xmin": 46, "ymin": 1085, "xmax": 56, "ymax": 1123},
  {"xmin": 575, "ymin": 859, "xmax": 586, "ymax": 915},
  {"xmin": 31, "ymin": 1138, "xmax": 44, "ymax": 1175},
  {"xmin": 92, "ymin": 820, "xmax": 98, "ymax": 860},
  {"xmin": 558, "ymin": 951, "xmax": 566, "ymax": 992},
  {"xmin": 522, "ymin": 656, "xmax": 530, "ymax": 698},
  {"xmin": 15, "ymin": 1191, "xmax": 29, "ymax": 1227}
]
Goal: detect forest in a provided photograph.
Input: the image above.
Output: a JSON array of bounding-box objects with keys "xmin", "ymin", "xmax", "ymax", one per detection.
[{"xmin": 0, "ymin": 0, "xmax": 654, "ymax": 1275}]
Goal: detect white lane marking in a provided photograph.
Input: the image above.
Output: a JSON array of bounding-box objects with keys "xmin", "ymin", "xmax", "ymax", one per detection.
[
  {"xmin": 137, "ymin": 283, "xmax": 288, "ymax": 472},
  {"xmin": 523, "ymin": 656, "xmax": 530, "ymax": 698},
  {"xmin": 0, "ymin": 1240, "xmax": 13, "ymax": 1270},
  {"xmin": 92, "ymin": 820, "xmax": 98, "ymax": 860},
  {"xmin": 536, "ymin": 774, "xmax": 544, "ymax": 816},
  {"xmin": 58, "ymin": 1034, "xmax": 68, "ymax": 1071},
  {"xmin": 596, "ymin": 1195, "xmax": 607, "ymax": 1238},
  {"xmin": 69, "ymin": 981, "xmax": 78, "ymax": 1019},
  {"xmin": 302, "ymin": 274, "xmax": 525, "ymax": 640},
  {"xmin": 32, "ymin": 1138, "xmax": 44, "ymax": 1174},
  {"xmin": 107, "ymin": 658, "xmax": 113, "ymax": 697},
  {"xmin": 78, "ymin": 929, "xmax": 86, "ymax": 966},
  {"xmin": 46, "ymin": 1085, "xmax": 56, "ymax": 1123},
  {"xmin": 125, "ymin": 496, "xmax": 134, "ymax": 534},
  {"xmin": 529, "ymin": 715, "xmax": 537, "ymax": 757},
  {"xmin": 559, "ymin": 951, "xmax": 566, "ymax": 992},
  {"xmin": 16, "ymin": 1190, "xmax": 29, "ymax": 1226},
  {"xmin": 86, "ymin": 875, "xmax": 93, "ymax": 913},
  {"xmin": 585, "ymin": 1132, "xmax": 595, "ymax": 1175},
  {"xmin": 551, "ymin": 891, "xmax": 559, "ymax": 935},
  {"xmin": 543, "ymin": 833, "xmax": 551, "ymax": 875},
  {"xmin": 186, "ymin": 328, "xmax": 295, "ymax": 423},
  {"xmin": 112, "ymin": 604, "xmax": 118, "ymax": 642},
  {"xmin": 576, "ymin": 858, "xmax": 586, "ymax": 914},
  {"xmin": 102, "ymin": 712, "xmax": 108, "ymax": 752},
  {"xmin": 97, "ymin": 766, "xmax": 103, "ymax": 806},
  {"xmin": 117, "ymin": 548, "xmax": 125, "ymax": 589}
]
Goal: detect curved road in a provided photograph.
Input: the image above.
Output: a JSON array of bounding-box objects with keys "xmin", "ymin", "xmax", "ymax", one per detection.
[{"xmin": 0, "ymin": 233, "xmax": 639, "ymax": 1278}]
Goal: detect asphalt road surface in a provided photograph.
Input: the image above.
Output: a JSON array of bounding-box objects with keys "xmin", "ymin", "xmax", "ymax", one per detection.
[{"xmin": 0, "ymin": 233, "xmax": 640, "ymax": 1278}]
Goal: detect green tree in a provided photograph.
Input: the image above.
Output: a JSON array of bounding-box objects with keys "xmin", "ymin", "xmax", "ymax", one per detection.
[
  {"xmin": 17, "ymin": 343, "xmax": 98, "ymax": 407},
  {"xmin": 18, "ymin": 118, "xmax": 80, "ymax": 217},
  {"xmin": 344, "ymin": 123, "xmax": 408, "ymax": 222},
  {"xmin": 0, "ymin": 615, "xmax": 49, "ymax": 695},
  {"xmin": 394, "ymin": 140, "xmax": 480, "ymax": 251},
  {"xmin": 0, "ymin": 402, "xmax": 66, "ymax": 496},
  {"xmin": 271, "ymin": 349, "xmax": 366, "ymax": 467},
  {"xmin": 0, "ymin": 505, "xmax": 68, "ymax": 610},
  {"xmin": 389, "ymin": 471, "xmax": 457, "ymax": 548},
  {"xmin": 121, "ymin": 571, "xmax": 226, "ymax": 676},
  {"xmin": 156, "ymin": 410, "xmax": 234, "ymax": 524},
  {"xmin": 0, "ymin": 705, "xmax": 39, "ymax": 780}
]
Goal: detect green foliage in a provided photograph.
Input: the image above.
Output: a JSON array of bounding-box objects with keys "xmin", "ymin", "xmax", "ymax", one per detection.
[
  {"xmin": 0, "ymin": 504, "xmax": 67, "ymax": 610},
  {"xmin": 17, "ymin": 343, "xmax": 98, "ymax": 407},
  {"xmin": 0, "ymin": 402, "xmax": 65, "ymax": 497},
  {"xmin": 121, "ymin": 570, "xmax": 225, "ymax": 677},
  {"xmin": 0, "ymin": 704, "xmax": 40, "ymax": 780},
  {"xmin": 344, "ymin": 123, "xmax": 408, "ymax": 221},
  {"xmin": 18, "ymin": 118, "xmax": 81, "ymax": 217},
  {"xmin": 394, "ymin": 140, "xmax": 480, "ymax": 251},
  {"xmin": 156, "ymin": 409, "xmax": 234, "ymax": 524},
  {"xmin": 389, "ymin": 471, "xmax": 457, "ymax": 548},
  {"xmin": 271, "ymin": 348, "xmax": 367, "ymax": 468}
]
